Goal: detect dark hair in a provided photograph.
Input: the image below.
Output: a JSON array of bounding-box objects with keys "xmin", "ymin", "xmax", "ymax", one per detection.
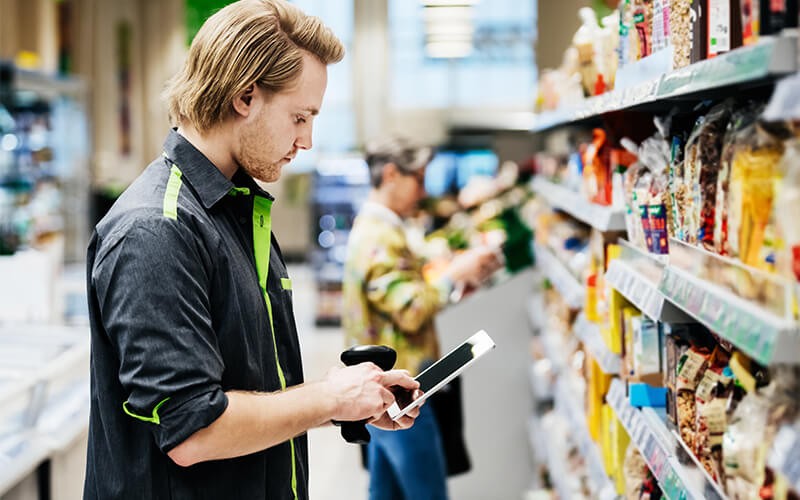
[{"xmin": 364, "ymin": 137, "xmax": 434, "ymax": 188}]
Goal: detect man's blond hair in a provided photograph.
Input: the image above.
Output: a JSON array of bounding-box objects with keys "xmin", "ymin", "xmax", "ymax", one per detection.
[{"xmin": 164, "ymin": 0, "xmax": 344, "ymax": 132}]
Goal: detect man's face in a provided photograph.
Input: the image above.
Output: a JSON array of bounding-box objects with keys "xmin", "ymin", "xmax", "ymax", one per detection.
[{"xmin": 237, "ymin": 51, "xmax": 327, "ymax": 183}]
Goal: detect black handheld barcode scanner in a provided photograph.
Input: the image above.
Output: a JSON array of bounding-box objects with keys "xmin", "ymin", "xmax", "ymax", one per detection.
[{"xmin": 334, "ymin": 345, "xmax": 397, "ymax": 444}]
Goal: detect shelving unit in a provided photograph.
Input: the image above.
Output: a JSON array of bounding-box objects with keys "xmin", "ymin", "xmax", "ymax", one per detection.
[
  {"xmin": 573, "ymin": 313, "xmax": 620, "ymax": 375},
  {"xmin": 533, "ymin": 242, "xmax": 584, "ymax": 308},
  {"xmin": 529, "ymin": 35, "xmax": 797, "ymax": 133},
  {"xmin": 660, "ymin": 239, "xmax": 800, "ymax": 366},
  {"xmin": 604, "ymin": 241, "xmax": 690, "ymax": 323},
  {"xmin": 606, "ymin": 379, "xmax": 728, "ymax": 500},
  {"xmin": 531, "ymin": 178, "xmax": 627, "ymax": 231},
  {"xmin": 555, "ymin": 373, "xmax": 618, "ymax": 500},
  {"xmin": 526, "ymin": 31, "xmax": 800, "ymax": 500}
]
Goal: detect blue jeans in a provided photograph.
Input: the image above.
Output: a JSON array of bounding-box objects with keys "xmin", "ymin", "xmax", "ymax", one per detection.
[{"xmin": 367, "ymin": 403, "xmax": 448, "ymax": 500}]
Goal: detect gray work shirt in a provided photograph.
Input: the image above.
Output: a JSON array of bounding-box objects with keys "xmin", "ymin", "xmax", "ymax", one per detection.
[{"xmin": 84, "ymin": 129, "xmax": 307, "ymax": 499}]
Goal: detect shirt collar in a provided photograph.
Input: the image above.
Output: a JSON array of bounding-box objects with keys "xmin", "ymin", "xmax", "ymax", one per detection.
[
  {"xmin": 359, "ymin": 201, "xmax": 403, "ymax": 228},
  {"xmin": 161, "ymin": 129, "xmax": 273, "ymax": 208}
]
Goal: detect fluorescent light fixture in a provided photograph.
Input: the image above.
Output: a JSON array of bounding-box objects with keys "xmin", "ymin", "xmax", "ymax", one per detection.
[
  {"xmin": 425, "ymin": 41, "xmax": 473, "ymax": 58},
  {"xmin": 420, "ymin": 0, "xmax": 478, "ymax": 5},
  {"xmin": 426, "ymin": 33, "xmax": 474, "ymax": 43},
  {"xmin": 422, "ymin": 6, "xmax": 474, "ymax": 21},
  {"xmin": 425, "ymin": 23, "xmax": 475, "ymax": 36}
]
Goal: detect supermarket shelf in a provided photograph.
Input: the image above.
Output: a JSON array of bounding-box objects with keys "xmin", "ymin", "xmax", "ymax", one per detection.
[
  {"xmin": 531, "ymin": 177, "xmax": 627, "ymax": 232},
  {"xmin": 606, "ymin": 258, "xmax": 690, "ymax": 323},
  {"xmin": 533, "ymin": 242, "xmax": 584, "ymax": 308},
  {"xmin": 555, "ymin": 374, "xmax": 617, "ymax": 500},
  {"xmin": 573, "ymin": 313, "xmax": 620, "ymax": 375},
  {"xmin": 672, "ymin": 429, "xmax": 730, "ymax": 500},
  {"xmin": 529, "ymin": 35, "xmax": 797, "ymax": 133},
  {"xmin": 659, "ymin": 264, "xmax": 800, "ymax": 366},
  {"xmin": 606, "ymin": 379, "xmax": 725, "ymax": 500},
  {"xmin": 768, "ymin": 424, "xmax": 800, "ymax": 492}
]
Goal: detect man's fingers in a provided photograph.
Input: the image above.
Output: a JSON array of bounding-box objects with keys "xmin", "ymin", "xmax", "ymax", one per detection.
[{"xmin": 380, "ymin": 369, "xmax": 419, "ymax": 390}]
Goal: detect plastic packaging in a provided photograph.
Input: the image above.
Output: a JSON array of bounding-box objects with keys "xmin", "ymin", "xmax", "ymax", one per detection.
[
  {"xmin": 775, "ymin": 138, "xmax": 800, "ymax": 282},
  {"xmin": 574, "ymin": 7, "xmax": 602, "ymax": 97},
  {"xmin": 727, "ymin": 121, "xmax": 786, "ymax": 268},
  {"xmin": 713, "ymin": 103, "xmax": 762, "ymax": 255}
]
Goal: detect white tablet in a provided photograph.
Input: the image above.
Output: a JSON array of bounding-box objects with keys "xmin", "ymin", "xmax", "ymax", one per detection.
[{"xmin": 387, "ymin": 329, "xmax": 495, "ymax": 421}]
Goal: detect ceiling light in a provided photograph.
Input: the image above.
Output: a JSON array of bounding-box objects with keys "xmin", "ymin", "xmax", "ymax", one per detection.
[{"xmin": 425, "ymin": 41, "xmax": 473, "ymax": 58}]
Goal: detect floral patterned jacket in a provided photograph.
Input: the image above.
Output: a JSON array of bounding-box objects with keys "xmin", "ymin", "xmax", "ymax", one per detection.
[{"xmin": 342, "ymin": 202, "xmax": 448, "ymax": 375}]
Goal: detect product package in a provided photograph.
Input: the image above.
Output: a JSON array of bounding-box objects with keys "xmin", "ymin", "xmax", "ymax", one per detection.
[
  {"xmin": 676, "ymin": 346, "xmax": 713, "ymax": 449},
  {"xmin": 694, "ymin": 347, "xmax": 733, "ymax": 481},
  {"xmin": 726, "ymin": 121, "xmax": 786, "ymax": 269},
  {"xmin": 714, "ymin": 103, "xmax": 762, "ymax": 255},
  {"xmin": 681, "ymin": 101, "xmax": 734, "ymax": 248}
]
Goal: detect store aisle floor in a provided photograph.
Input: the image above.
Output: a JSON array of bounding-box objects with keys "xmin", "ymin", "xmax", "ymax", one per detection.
[{"xmin": 288, "ymin": 264, "xmax": 369, "ymax": 500}]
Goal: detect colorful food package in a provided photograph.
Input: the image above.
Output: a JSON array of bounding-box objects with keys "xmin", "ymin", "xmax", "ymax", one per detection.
[
  {"xmin": 691, "ymin": 0, "xmax": 708, "ymax": 62},
  {"xmin": 727, "ymin": 121, "xmax": 786, "ymax": 269},
  {"xmin": 693, "ymin": 348, "xmax": 733, "ymax": 481},
  {"xmin": 671, "ymin": 0, "xmax": 694, "ymax": 68},
  {"xmin": 623, "ymin": 442, "xmax": 646, "ymax": 499},
  {"xmin": 714, "ymin": 103, "xmax": 762, "ymax": 255},
  {"xmin": 742, "ymin": 0, "xmax": 799, "ymax": 45},
  {"xmin": 583, "ymin": 128, "xmax": 612, "ymax": 205},
  {"xmin": 633, "ymin": 316, "xmax": 663, "ymax": 381},
  {"xmin": 692, "ymin": 100, "xmax": 734, "ymax": 250},
  {"xmin": 637, "ymin": 117, "xmax": 673, "ymax": 254},
  {"xmin": 775, "ymin": 138, "xmax": 800, "ymax": 282},
  {"xmin": 633, "ymin": 0, "xmax": 654, "ymax": 59},
  {"xmin": 670, "ymin": 135, "xmax": 687, "ymax": 240},
  {"xmin": 722, "ymin": 388, "xmax": 770, "ymax": 498},
  {"xmin": 611, "ymin": 147, "xmax": 638, "ymax": 209},
  {"xmin": 651, "ymin": 0, "xmax": 671, "ymax": 53},
  {"xmin": 707, "ymin": 0, "xmax": 743, "ymax": 58},
  {"xmin": 573, "ymin": 7, "xmax": 602, "ymax": 97},
  {"xmin": 676, "ymin": 346, "xmax": 712, "ymax": 449},
  {"xmin": 618, "ymin": 0, "xmax": 635, "ymax": 68},
  {"xmin": 665, "ymin": 334, "xmax": 689, "ymax": 425},
  {"xmin": 721, "ymin": 365, "xmax": 799, "ymax": 499},
  {"xmin": 680, "ymin": 115, "xmax": 704, "ymax": 244}
]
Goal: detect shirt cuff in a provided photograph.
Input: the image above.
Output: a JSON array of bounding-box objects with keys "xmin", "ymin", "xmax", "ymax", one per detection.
[{"xmin": 152, "ymin": 388, "xmax": 229, "ymax": 453}]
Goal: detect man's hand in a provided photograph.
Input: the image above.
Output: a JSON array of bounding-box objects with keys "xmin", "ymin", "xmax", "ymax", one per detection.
[
  {"xmin": 323, "ymin": 365, "xmax": 419, "ymax": 422},
  {"xmin": 444, "ymin": 246, "xmax": 503, "ymax": 287}
]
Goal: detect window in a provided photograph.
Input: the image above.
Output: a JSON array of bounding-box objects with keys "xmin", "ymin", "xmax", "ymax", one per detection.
[
  {"xmin": 291, "ymin": 0, "xmax": 356, "ymax": 153},
  {"xmin": 389, "ymin": 0, "xmax": 537, "ymax": 109}
]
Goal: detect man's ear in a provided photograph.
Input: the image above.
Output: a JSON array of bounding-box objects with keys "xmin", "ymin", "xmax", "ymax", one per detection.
[{"xmin": 232, "ymin": 84, "xmax": 256, "ymax": 117}]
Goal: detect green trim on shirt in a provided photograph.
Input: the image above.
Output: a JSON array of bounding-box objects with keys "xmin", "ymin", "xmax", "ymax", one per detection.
[
  {"xmin": 252, "ymin": 195, "xmax": 298, "ymax": 500},
  {"xmin": 122, "ymin": 397, "xmax": 171, "ymax": 425},
  {"xmin": 162, "ymin": 165, "xmax": 183, "ymax": 220}
]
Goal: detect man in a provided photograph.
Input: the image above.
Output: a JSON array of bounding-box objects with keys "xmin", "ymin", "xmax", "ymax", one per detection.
[
  {"xmin": 84, "ymin": 2, "xmax": 419, "ymax": 499},
  {"xmin": 342, "ymin": 137, "xmax": 501, "ymax": 500}
]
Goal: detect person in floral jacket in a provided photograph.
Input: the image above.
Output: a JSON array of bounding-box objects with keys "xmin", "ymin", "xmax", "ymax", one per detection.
[{"xmin": 343, "ymin": 137, "xmax": 500, "ymax": 500}]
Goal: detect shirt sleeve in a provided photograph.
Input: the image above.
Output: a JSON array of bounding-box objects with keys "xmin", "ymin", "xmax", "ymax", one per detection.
[
  {"xmin": 91, "ymin": 216, "xmax": 228, "ymax": 453},
  {"xmin": 364, "ymin": 238, "xmax": 444, "ymax": 334}
]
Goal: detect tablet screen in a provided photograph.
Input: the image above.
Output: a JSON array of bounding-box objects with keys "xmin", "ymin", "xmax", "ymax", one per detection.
[{"xmin": 387, "ymin": 330, "xmax": 495, "ymax": 420}]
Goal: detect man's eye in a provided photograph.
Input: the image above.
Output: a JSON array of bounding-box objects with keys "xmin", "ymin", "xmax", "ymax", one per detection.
[{"xmin": 295, "ymin": 116, "xmax": 307, "ymax": 124}]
